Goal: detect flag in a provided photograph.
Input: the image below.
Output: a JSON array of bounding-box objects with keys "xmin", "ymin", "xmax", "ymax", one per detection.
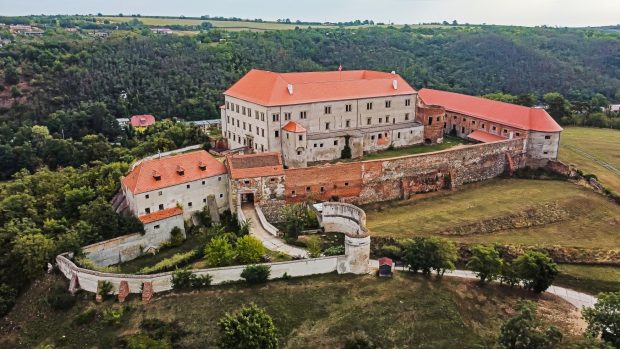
[{"xmin": 338, "ymin": 64, "xmax": 343, "ymax": 71}]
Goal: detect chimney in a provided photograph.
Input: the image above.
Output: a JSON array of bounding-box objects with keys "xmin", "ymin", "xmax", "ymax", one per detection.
[
  {"xmin": 287, "ymin": 84, "xmax": 294, "ymax": 95},
  {"xmin": 392, "ymin": 79, "xmax": 398, "ymax": 90}
]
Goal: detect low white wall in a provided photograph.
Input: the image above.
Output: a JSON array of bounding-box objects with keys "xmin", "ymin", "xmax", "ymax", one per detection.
[
  {"xmin": 57, "ymin": 254, "xmax": 340, "ymax": 295},
  {"xmin": 82, "ymin": 234, "xmax": 145, "ymax": 267},
  {"xmin": 320, "ymin": 202, "xmax": 368, "ymax": 236},
  {"xmin": 255, "ymin": 205, "xmax": 280, "ymax": 236}
]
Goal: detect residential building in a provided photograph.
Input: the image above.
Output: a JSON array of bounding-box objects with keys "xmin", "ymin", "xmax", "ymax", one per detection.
[{"xmin": 130, "ymin": 114, "xmax": 156, "ymax": 132}]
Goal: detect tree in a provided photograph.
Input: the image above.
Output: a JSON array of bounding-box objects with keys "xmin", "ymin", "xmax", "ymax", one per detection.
[
  {"xmin": 499, "ymin": 302, "xmax": 563, "ymax": 349},
  {"xmin": 204, "ymin": 236, "xmax": 235, "ymax": 267},
  {"xmin": 583, "ymin": 292, "xmax": 620, "ymax": 348},
  {"xmin": 217, "ymin": 303, "xmax": 278, "ymax": 349},
  {"xmin": 513, "ymin": 251, "xmax": 558, "ymax": 293},
  {"xmin": 12, "ymin": 232, "xmax": 57, "ymax": 279},
  {"xmin": 281, "ymin": 203, "xmax": 307, "ymax": 239},
  {"xmin": 543, "ymin": 92, "xmax": 572, "ymax": 121},
  {"xmin": 235, "ymin": 235, "xmax": 265, "ymax": 264},
  {"xmin": 466, "ymin": 244, "xmax": 503, "ymax": 285},
  {"xmin": 3, "ymin": 64, "xmax": 19, "ymax": 85},
  {"xmin": 402, "ymin": 237, "xmax": 457, "ymax": 277}
]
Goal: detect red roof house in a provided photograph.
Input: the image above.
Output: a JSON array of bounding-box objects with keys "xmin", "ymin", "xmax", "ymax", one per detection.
[{"xmin": 130, "ymin": 114, "xmax": 156, "ymax": 128}]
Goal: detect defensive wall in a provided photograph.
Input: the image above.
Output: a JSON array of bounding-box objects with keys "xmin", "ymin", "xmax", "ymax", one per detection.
[{"xmin": 285, "ymin": 138, "xmax": 526, "ymax": 205}]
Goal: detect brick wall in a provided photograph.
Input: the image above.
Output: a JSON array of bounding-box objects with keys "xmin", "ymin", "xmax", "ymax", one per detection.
[{"xmin": 284, "ymin": 138, "xmax": 526, "ymax": 204}]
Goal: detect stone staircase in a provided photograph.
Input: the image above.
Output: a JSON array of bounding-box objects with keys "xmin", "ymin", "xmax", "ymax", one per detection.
[
  {"xmin": 117, "ymin": 280, "xmax": 130, "ymax": 303},
  {"xmin": 142, "ymin": 282, "xmax": 154, "ymax": 302}
]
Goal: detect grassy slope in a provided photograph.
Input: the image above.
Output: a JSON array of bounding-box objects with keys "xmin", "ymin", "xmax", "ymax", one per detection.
[
  {"xmin": 555, "ymin": 264, "xmax": 620, "ymax": 295},
  {"xmin": 365, "ymin": 178, "xmax": 620, "ymax": 249},
  {"xmin": 559, "ymin": 127, "xmax": 620, "ymax": 194},
  {"xmin": 1, "ymin": 273, "xmax": 584, "ymax": 349}
]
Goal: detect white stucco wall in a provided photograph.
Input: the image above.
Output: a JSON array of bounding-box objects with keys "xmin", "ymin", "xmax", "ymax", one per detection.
[{"xmin": 526, "ymin": 131, "xmax": 561, "ymax": 160}]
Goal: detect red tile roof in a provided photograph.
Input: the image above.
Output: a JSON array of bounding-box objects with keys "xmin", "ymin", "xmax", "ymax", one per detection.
[
  {"xmin": 122, "ymin": 150, "xmax": 227, "ymax": 194},
  {"xmin": 418, "ymin": 89, "xmax": 563, "ymax": 133},
  {"xmin": 139, "ymin": 207, "xmax": 182, "ymax": 224},
  {"xmin": 226, "ymin": 152, "xmax": 284, "ymax": 179},
  {"xmin": 467, "ymin": 130, "xmax": 507, "ymax": 143},
  {"xmin": 130, "ymin": 114, "xmax": 156, "ymax": 127},
  {"xmin": 282, "ymin": 121, "xmax": 307, "ymax": 133},
  {"xmin": 378, "ymin": 257, "xmax": 393, "ymax": 266},
  {"xmin": 224, "ymin": 69, "xmax": 416, "ymax": 106}
]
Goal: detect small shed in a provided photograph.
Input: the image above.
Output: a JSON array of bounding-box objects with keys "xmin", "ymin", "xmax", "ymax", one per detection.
[{"xmin": 378, "ymin": 257, "xmax": 393, "ymax": 277}]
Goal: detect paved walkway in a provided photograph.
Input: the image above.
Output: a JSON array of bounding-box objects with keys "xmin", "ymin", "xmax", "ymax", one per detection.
[
  {"xmin": 369, "ymin": 261, "xmax": 597, "ymax": 309},
  {"xmin": 241, "ymin": 205, "xmax": 309, "ymax": 258}
]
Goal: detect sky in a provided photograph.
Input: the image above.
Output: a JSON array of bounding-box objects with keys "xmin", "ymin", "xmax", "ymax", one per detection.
[{"xmin": 0, "ymin": 0, "xmax": 619, "ymax": 27}]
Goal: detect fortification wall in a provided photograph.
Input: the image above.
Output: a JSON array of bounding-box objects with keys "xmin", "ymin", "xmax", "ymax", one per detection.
[
  {"xmin": 320, "ymin": 202, "xmax": 368, "ymax": 236},
  {"xmin": 284, "ymin": 138, "xmax": 527, "ymax": 204}
]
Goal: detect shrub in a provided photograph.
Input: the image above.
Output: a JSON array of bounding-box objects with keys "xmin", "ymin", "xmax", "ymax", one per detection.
[
  {"xmin": 498, "ymin": 301, "xmax": 563, "ymax": 349},
  {"xmin": 47, "ymin": 286, "xmax": 76, "ymax": 310},
  {"xmin": 98, "ymin": 280, "xmax": 113, "ymax": 299},
  {"xmin": 241, "ymin": 265, "xmax": 271, "ymax": 284},
  {"xmin": 102, "ymin": 306, "xmax": 125, "ymax": 326},
  {"xmin": 513, "ymin": 251, "xmax": 558, "ymax": 293},
  {"xmin": 73, "ymin": 307, "xmax": 97, "ymax": 325},
  {"xmin": 191, "ymin": 274, "xmax": 213, "ymax": 289},
  {"xmin": 217, "ymin": 303, "xmax": 278, "ymax": 349},
  {"xmin": 204, "ymin": 236, "xmax": 235, "ymax": 267},
  {"xmin": 138, "ymin": 250, "xmax": 198, "ymax": 274},
  {"xmin": 499, "ymin": 262, "xmax": 520, "ymax": 288},
  {"xmin": 168, "ymin": 226, "xmax": 185, "ymax": 247},
  {"xmin": 306, "ymin": 235, "xmax": 322, "ymax": 258},
  {"xmin": 323, "ymin": 245, "xmax": 345, "ymax": 256},
  {"xmin": 466, "ymin": 244, "xmax": 503, "ymax": 285},
  {"xmin": 344, "ymin": 331, "xmax": 377, "ymax": 349},
  {"xmin": 121, "ymin": 334, "xmax": 170, "ymax": 349},
  {"xmin": 171, "ymin": 269, "xmax": 193, "ymax": 290},
  {"xmin": 239, "ymin": 218, "xmax": 252, "ymax": 236},
  {"xmin": 235, "ymin": 235, "xmax": 266, "ymax": 264},
  {"xmin": 379, "ymin": 244, "xmax": 403, "ymax": 260},
  {"xmin": 582, "ymin": 291, "xmax": 620, "ymax": 348}
]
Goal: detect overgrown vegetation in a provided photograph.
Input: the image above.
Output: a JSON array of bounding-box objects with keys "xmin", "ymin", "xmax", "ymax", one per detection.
[{"xmin": 217, "ymin": 303, "xmax": 278, "ymax": 349}]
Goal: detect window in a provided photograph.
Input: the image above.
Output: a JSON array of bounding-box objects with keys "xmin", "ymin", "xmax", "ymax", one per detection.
[
  {"xmin": 273, "ymin": 114, "xmax": 279, "ymax": 122},
  {"xmin": 186, "ymin": 184, "xmax": 191, "ymax": 189},
  {"xmin": 203, "ymin": 198, "xmax": 207, "ymax": 203},
  {"xmin": 472, "ymin": 120, "xmax": 476, "ymax": 125},
  {"xmin": 481, "ymin": 123, "xmax": 485, "ymax": 129},
  {"xmin": 154, "ymin": 225, "xmax": 160, "ymax": 229},
  {"xmin": 314, "ymin": 143, "xmax": 317, "ymax": 148},
  {"xmin": 516, "ymin": 132, "xmax": 520, "ymax": 137},
  {"xmin": 219, "ymin": 193, "xmax": 224, "ymax": 198},
  {"xmin": 297, "ymin": 150, "xmax": 302, "ymax": 155},
  {"xmin": 463, "ymin": 117, "xmax": 467, "ymax": 122},
  {"xmin": 255, "ymin": 110, "xmax": 259, "ymax": 119},
  {"xmin": 378, "ymin": 133, "xmax": 382, "ymax": 139},
  {"xmin": 286, "ymin": 133, "xmax": 289, "ymax": 139},
  {"xmin": 299, "ymin": 135, "xmax": 303, "ymax": 141},
  {"xmin": 345, "ymin": 104, "xmax": 352, "ymax": 112},
  {"xmin": 275, "ymin": 130, "xmax": 279, "ymax": 138},
  {"xmin": 405, "ymin": 113, "xmax": 410, "ymax": 121},
  {"xmin": 367, "ymin": 102, "xmax": 373, "ymax": 110},
  {"xmin": 397, "ymin": 132, "xmax": 401, "ymax": 138},
  {"xmin": 236, "ymin": 120, "xmax": 239, "ymax": 127},
  {"xmin": 543, "ymin": 151, "xmax": 549, "ymax": 155},
  {"xmin": 158, "ymin": 191, "xmax": 162, "ymax": 196},
  {"xmin": 300, "ymin": 111, "xmax": 307, "ymax": 119},
  {"xmin": 385, "ymin": 100, "xmax": 391, "ymax": 108},
  {"xmin": 159, "ymin": 204, "xmax": 164, "ymax": 210},
  {"xmin": 249, "ymin": 125, "xmax": 252, "ymax": 132},
  {"xmin": 243, "ymin": 122, "xmax": 246, "ymax": 130},
  {"xmin": 248, "ymin": 108, "xmax": 252, "ymax": 117},
  {"xmin": 345, "ymin": 120, "xmax": 351, "ymax": 127},
  {"xmin": 261, "ymin": 129, "xmax": 265, "ymax": 137},
  {"xmin": 371, "ymin": 135, "xmax": 375, "ymax": 140},
  {"xmin": 344, "ymin": 182, "xmax": 349, "ymax": 186},
  {"xmin": 461, "ymin": 127, "xmax": 465, "ymax": 133},
  {"xmin": 227, "ymin": 116, "xmax": 230, "ymax": 123},
  {"xmin": 291, "ymin": 190, "xmax": 296, "ymax": 197},
  {"xmin": 325, "ymin": 122, "xmax": 330, "ymax": 130},
  {"xmin": 320, "ymin": 186, "xmax": 325, "ymax": 192},
  {"xmin": 284, "ymin": 112, "xmax": 291, "ymax": 121},
  {"xmin": 378, "ymin": 118, "xmax": 382, "ymax": 123},
  {"xmin": 385, "ymin": 116, "xmax": 390, "ymax": 123},
  {"xmin": 405, "ymin": 99, "xmax": 411, "ymax": 106},
  {"xmin": 324, "ymin": 106, "xmax": 332, "ymax": 114},
  {"xmin": 145, "ymin": 194, "xmax": 150, "ymax": 199},
  {"xmin": 145, "ymin": 208, "xmax": 151, "ymax": 214},
  {"xmin": 492, "ymin": 126, "xmax": 497, "ymax": 131},
  {"xmin": 334, "ymin": 140, "xmax": 338, "ymax": 146},
  {"xmin": 544, "ymin": 135, "xmax": 551, "ymax": 140},
  {"xmin": 256, "ymin": 128, "xmax": 260, "ymax": 135},
  {"xmin": 437, "ymin": 116, "xmax": 440, "ymax": 121},
  {"xmin": 503, "ymin": 129, "xmax": 508, "ymax": 134},
  {"xmin": 261, "ymin": 112, "xmax": 265, "ymax": 121},
  {"xmin": 306, "ymin": 186, "xmax": 311, "ymax": 192},
  {"xmin": 188, "ymin": 202, "xmax": 192, "ymax": 207},
  {"xmin": 226, "ymin": 102, "xmax": 230, "ymax": 109},
  {"xmin": 428, "ymin": 117, "xmax": 433, "ymax": 125},
  {"xmin": 367, "ymin": 117, "xmax": 372, "ymax": 125},
  {"xmin": 202, "ymin": 180, "xmax": 206, "ymax": 185},
  {"xmin": 320, "ymin": 143, "xmax": 324, "ymax": 147},
  {"xmin": 235, "ymin": 105, "xmax": 239, "ymax": 113},
  {"xmin": 242, "ymin": 106, "xmax": 246, "ymax": 115},
  {"xmin": 218, "ymin": 176, "xmax": 222, "ymax": 181}
]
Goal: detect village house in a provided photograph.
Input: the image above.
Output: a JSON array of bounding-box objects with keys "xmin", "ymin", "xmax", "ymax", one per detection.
[
  {"xmin": 130, "ymin": 114, "xmax": 156, "ymax": 132},
  {"xmin": 221, "ymin": 69, "xmax": 432, "ymax": 168}
]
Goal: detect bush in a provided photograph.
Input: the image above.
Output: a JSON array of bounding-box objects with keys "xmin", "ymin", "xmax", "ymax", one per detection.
[
  {"xmin": 138, "ymin": 250, "xmax": 198, "ymax": 274},
  {"xmin": 98, "ymin": 280, "xmax": 113, "ymax": 299},
  {"xmin": 379, "ymin": 244, "xmax": 403, "ymax": 260},
  {"xmin": 499, "ymin": 301, "xmax": 563, "ymax": 349},
  {"xmin": 73, "ymin": 307, "xmax": 97, "ymax": 325},
  {"xmin": 217, "ymin": 303, "xmax": 278, "ymax": 349},
  {"xmin": 344, "ymin": 331, "xmax": 377, "ymax": 349},
  {"xmin": 323, "ymin": 245, "xmax": 345, "ymax": 256},
  {"xmin": 190, "ymin": 274, "xmax": 213, "ymax": 289},
  {"xmin": 235, "ymin": 235, "xmax": 266, "ymax": 264},
  {"xmin": 171, "ymin": 269, "xmax": 193, "ymax": 290},
  {"xmin": 121, "ymin": 334, "xmax": 170, "ymax": 349},
  {"xmin": 0, "ymin": 284, "xmax": 17, "ymax": 317},
  {"xmin": 168, "ymin": 226, "xmax": 185, "ymax": 247},
  {"xmin": 402, "ymin": 236, "xmax": 458, "ymax": 277},
  {"xmin": 102, "ymin": 306, "xmax": 126, "ymax": 326},
  {"xmin": 47, "ymin": 286, "xmax": 76, "ymax": 310},
  {"xmin": 466, "ymin": 244, "xmax": 503, "ymax": 285},
  {"xmin": 241, "ymin": 265, "xmax": 271, "ymax": 284},
  {"xmin": 499, "ymin": 262, "xmax": 520, "ymax": 288},
  {"xmin": 513, "ymin": 251, "xmax": 558, "ymax": 293},
  {"xmin": 306, "ymin": 235, "xmax": 322, "ymax": 258},
  {"xmin": 204, "ymin": 236, "xmax": 235, "ymax": 267}
]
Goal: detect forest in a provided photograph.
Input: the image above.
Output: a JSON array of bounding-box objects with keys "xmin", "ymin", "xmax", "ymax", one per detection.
[{"xmin": 0, "ymin": 17, "xmax": 619, "ymax": 316}]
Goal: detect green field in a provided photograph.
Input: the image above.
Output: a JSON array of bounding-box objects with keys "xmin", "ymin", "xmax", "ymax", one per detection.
[
  {"xmin": 365, "ymin": 178, "xmax": 620, "ymax": 249},
  {"xmin": 555, "ymin": 264, "xmax": 620, "ymax": 295},
  {"xmin": 559, "ymin": 127, "xmax": 620, "ymax": 194},
  {"xmin": 0, "ymin": 272, "xmax": 585, "ymax": 348}
]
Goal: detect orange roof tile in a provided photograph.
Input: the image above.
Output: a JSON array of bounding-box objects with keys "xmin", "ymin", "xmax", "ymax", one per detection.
[
  {"xmin": 224, "ymin": 69, "xmax": 416, "ymax": 106},
  {"xmin": 122, "ymin": 150, "xmax": 227, "ymax": 194},
  {"xmin": 226, "ymin": 152, "xmax": 284, "ymax": 179},
  {"xmin": 282, "ymin": 121, "xmax": 306, "ymax": 133},
  {"xmin": 139, "ymin": 207, "xmax": 182, "ymax": 224},
  {"xmin": 467, "ymin": 130, "xmax": 507, "ymax": 143},
  {"xmin": 418, "ymin": 89, "xmax": 563, "ymax": 133},
  {"xmin": 130, "ymin": 114, "xmax": 156, "ymax": 127}
]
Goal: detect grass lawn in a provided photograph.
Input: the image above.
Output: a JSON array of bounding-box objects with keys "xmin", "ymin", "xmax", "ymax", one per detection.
[
  {"xmin": 554, "ymin": 264, "xmax": 620, "ymax": 295},
  {"xmin": 362, "ymin": 136, "xmax": 469, "ymax": 161},
  {"xmin": 559, "ymin": 127, "xmax": 620, "ymax": 194},
  {"xmin": 101, "ymin": 16, "xmax": 337, "ymax": 31},
  {"xmin": 365, "ymin": 178, "xmax": 620, "ymax": 249},
  {"xmin": 115, "ymin": 234, "xmax": 201, "ymax": 273},
  {"xmin": 1, "ymin": 272, "xmax": 585, "ymax": 348}
]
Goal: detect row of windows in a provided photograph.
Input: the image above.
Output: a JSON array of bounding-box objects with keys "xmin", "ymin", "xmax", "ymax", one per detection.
[
  {"xmin": 226, "ymin": 102, "xmax": 265, "ymax": 121},
  {"xmin": 227, "ymin": 117, "xmax": 267, "ymax": 136},
  {"xmin": 228, "ymin": 132, "xmax": 267, "ymax": 152},
  {"xmin": 290, "ymin": 182, "xmax": 350, "ymax": 197},
  {"xmin": 143, "ymin": 178, "xmax": 222, "ymax": 199},
  {"xmin": 144, "ymin": 194, "xmax": 224, "ymax": 215}
]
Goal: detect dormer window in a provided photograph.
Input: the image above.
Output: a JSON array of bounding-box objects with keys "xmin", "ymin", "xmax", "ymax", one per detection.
[
  {"xmin": 176, "ymin": 165, "xmax": 185, "ymax": 176},
  {"xmin": 152, "ymin": 170, "xmax": 161, "ymax": 181},
  {"xmin": 198, "ymin": 162, "xmax": 207, "ymax": 170}
]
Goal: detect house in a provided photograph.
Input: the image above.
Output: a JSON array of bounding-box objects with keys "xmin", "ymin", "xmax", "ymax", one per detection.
[
  {"xmin": 121, "ymin": 150, "xmax": 229, "ymax": 221},
  {"xmin": 221, "ymin": 69, "xmax": 431, "ymax": 168},
  {"xmin": 151, "ymin": 28, "xmax": 173, "ymax": 34},
  {"xmin": 417, "ymin": 88, "xmax": 562, "ymax": 160},
  {"xmin": 130, "ymin": 114, "xmax": 156, "ymax": 132},
  {"xmin": 116, "ymin": 118, "xmax": 130, "ymax": 129},
  {"xmin": 9, "ymin": 24, "xmax": 33, "ymax": 33},
  {"xmin": 378, "ymin": 257, "xmax": 393, "ymax": 277},
  {"xmin": 187, "ymin": 119, "xmax": 222, "ymax": 133}
]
